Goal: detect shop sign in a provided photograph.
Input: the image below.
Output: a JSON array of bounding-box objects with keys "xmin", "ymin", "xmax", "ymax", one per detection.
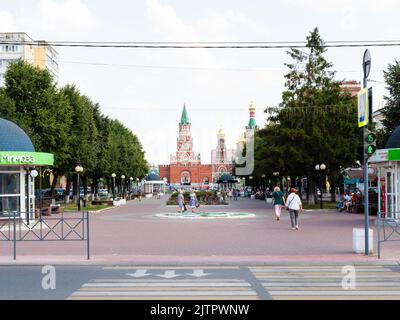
[{"xmin": 0, "ymin": 152, "xmax": 54, "ymax": 166}]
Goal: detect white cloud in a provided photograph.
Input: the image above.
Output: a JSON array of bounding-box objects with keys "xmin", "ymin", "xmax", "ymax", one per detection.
[
  {"xmin": 17, "ymin": 0, "xmax": 98, "ymax": 38},
  {"xmin": 287, "ymin": 0, "xmax": 400, "ymax": 12},
  {"xmin": 0, "ymin": 11, "xmax": 17, "ymax": 32}
]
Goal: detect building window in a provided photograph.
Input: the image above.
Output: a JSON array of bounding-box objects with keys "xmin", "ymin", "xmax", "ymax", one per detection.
[{"xmin": 0, "ymin": 172, "xmax": 21, "ymax": 216}]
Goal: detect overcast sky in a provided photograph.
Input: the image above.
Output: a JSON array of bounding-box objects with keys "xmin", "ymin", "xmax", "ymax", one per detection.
[{"xmin": 1, "ymin": 0, "xmax": 399, "ymax": 165}]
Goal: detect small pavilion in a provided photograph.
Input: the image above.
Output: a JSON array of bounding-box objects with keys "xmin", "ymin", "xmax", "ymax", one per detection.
[
  {"xmin": 143, "ymin": 171, "xmax": 166, "ymax": 197},
  {"xmin": 0, "ymin": 118, "xmax": 54, "ymax": 221}
]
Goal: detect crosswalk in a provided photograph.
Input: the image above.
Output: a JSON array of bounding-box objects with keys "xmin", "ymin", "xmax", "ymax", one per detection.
[
  {"xmin": 67, "ymin": 265, "xmax": 400, "ymax": 300},
  {"xmin": 68, "ymin": 267, "xmax": 258, "ymax": 300},
  {"xmin": 250, "ymin": 266, "xmax": 400, "ymax": 300}
]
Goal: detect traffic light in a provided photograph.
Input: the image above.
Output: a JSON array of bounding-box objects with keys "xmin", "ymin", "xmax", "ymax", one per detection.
[{"xmin": 364, "ymin": 129, "xmax": 377, "ymax": 158}]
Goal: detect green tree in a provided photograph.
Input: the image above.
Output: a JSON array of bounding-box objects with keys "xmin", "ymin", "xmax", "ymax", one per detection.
[
  {"xmin": 377, "ymin": 60, "xmax": 400, "ymax": 148},
  {"xmin": 257, "ymin": 28, "xmax": 360, "ymax": 204},
  {"xmin": 4, "ymin": 60, "xmax": 73, "ymax": 192}
]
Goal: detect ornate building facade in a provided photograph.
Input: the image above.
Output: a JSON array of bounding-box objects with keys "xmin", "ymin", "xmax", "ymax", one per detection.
[
  {"xmin": 211, "ymin": 128, "xmax": 235, "ymax": 183},
  {"xmin": 159, "ymin": 105, "xmax": 212, "ymax": 186},
  {"xmin": 159, "ymin": 102, "xmax": 257, "ymax": 187}
]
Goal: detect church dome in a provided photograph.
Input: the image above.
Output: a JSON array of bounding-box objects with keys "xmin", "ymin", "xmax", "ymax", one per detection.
[
  {"xmin": 145, "ymin": 171, "xmax": 162, "ymax": 181},
  {"xmin": 218, "ymin": 128, "xmax": 225, "ymax": 136},
  {"xmin": 0, "ymin": 118, "xmax": 35, "ymax": 152},
  {"xmin": 386, "ymin": 125, "xmax": 400, "ymax": 149}
]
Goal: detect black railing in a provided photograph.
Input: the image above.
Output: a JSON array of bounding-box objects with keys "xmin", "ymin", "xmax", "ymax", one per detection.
[
  {"xmin": 0, "ymin": 211, "xmax": 90, "ymax": 260},
  {"xmin": 377, "ymin": 211, "xmax": 400, "ymax": 259}
]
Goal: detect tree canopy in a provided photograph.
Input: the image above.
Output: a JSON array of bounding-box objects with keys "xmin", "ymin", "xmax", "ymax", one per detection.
[{"xmin": 0, "ymin": 59, "xmax": 148, "ymax": 193}]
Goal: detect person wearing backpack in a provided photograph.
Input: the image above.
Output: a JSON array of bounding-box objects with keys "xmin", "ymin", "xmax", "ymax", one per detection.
[
  {"xmin": 272, "ymin": 186, "xmax": 285, "ymax": 221},
  {"xmin": 286, "ymin": 188, "xmax": 303, "ymax": 230}
]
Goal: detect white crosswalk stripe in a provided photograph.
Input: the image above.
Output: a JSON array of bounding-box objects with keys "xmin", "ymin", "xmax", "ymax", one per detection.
[
  {"xmin": 69, "ymin": 276, "xmax": 258, "ymax": 300},
  {"xmin": 251, "ymin": 266, "xmax": 400, "ymax": 300}
]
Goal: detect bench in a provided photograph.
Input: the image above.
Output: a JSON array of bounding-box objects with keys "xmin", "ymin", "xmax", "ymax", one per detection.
[
  {"xmin": 35, "ymin": 204, "xmax": 61, "ymax": 217},
  {"xmin": 91, "ymin": 200, "xmax": 114, "ymax": 206}
]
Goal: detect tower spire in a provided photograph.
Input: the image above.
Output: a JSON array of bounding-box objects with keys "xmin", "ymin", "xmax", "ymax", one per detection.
[
  {"xmin": 180, "ymin": 104, "xmax": 190, "ymax": 125},
  {"xmin": 247, "ymin": 101, "xmax": 257, "ymax": 129}
]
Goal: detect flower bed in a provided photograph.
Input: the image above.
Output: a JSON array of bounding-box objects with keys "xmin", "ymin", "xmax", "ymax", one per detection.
[{"xmin": 167, "ymin": 191, "xmax": 227, "ymax": 205}]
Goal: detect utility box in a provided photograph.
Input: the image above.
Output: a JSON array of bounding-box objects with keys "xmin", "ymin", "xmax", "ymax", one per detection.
[{"xmin": 353, "ymin": 228, "xmax": 373, "ymax": 254}]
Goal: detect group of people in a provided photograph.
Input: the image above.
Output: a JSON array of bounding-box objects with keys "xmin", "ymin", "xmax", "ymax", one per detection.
[
  {"xmin": 219, "ymin": 189, "xmax": 240, "ymax": 201},
  {"xmin": 271, "ymin": 186, "xmax": 303, "ymax": 230},
  {"xmin": 177, "ymin": 189, "xmax": 199, "ymax": 214}
]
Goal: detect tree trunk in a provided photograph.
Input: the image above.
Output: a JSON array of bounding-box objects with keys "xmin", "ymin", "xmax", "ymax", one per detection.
[
  {"xmin": 307, "ymin": 171, "xmax": 316, "ymax": 205},
  {"xmin": 65, "ymin": 176, "xmax": 71, "ymax": 203},
  {"xmin": 330, "ymin": 180, "xmax": 337, "ymax": 203},
  {"xmin": 50, "ymin": 172, "xmax": 58, "ymax": 197}
]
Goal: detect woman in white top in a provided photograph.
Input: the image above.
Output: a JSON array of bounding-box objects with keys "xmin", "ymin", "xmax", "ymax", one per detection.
[{"xmin": 285, "ymin": 188, "xmax": 303, "ymax": 230}]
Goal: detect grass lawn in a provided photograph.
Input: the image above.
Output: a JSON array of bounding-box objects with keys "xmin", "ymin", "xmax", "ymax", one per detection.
[
  {"xmin": 303, "ymin": 202, "xmax": 338, "ymax": 210},
  {"xmin": 61, "ymin": 203, "xmax": 112, "ymax": 212}
]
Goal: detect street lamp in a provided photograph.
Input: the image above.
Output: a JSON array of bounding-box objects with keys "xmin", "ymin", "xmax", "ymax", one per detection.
[
  {"xmin": 75, "ymin": 163, "xmax": 84, "ymax": 211},
  {"xmin": 273, "ymin": 172, "xmax": 280, "ymax": 187},
  {"xmin": 121, "ymin": 175, "xmax": 126, "ymax": 199},
  {"xmin": 315, "ymin": 163, "xmax": 326, "ymax": 209},
  {"xmin": 111, "ymin": 173, "xmax": 116, "ymax": 200},
  {"xmin": 129, "ymin": 177, "xmax": 133, "ymax": 198}
]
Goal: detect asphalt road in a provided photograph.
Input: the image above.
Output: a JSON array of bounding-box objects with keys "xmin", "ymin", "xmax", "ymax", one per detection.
[{"xmin": 2, "ymin": 264, "xmax": 400, "ymax": 300}]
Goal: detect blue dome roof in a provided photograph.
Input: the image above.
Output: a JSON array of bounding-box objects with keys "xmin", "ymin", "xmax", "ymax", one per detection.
[
  {"xmin": 0, "ymin": 118, "xmax": 35, "ymax": 152},
  {"xmin": 145, "ymin": 172, "xmax": 161, "ymax": 181},
  {"xmin": 386, "ymin": 126, "xmax": 400, "ymax": 149}
]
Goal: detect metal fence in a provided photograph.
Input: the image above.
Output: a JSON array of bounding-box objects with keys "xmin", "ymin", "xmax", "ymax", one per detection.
[
  {"xmin": 0, "ymin": 211, "xmax": 90, "ymax": 260},
  {"xmin": 377, "ymin": 212, "xmax": 400, "ymax": 259}
]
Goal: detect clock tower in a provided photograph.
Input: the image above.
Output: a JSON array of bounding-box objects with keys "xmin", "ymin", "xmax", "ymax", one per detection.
[{"xmin": 170, "ymin": 104, "xmax": 201, "ymax": 166}]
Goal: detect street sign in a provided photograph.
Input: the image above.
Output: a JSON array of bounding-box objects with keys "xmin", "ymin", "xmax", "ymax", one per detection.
[
  {"xmin": 358, "ymin": 88, "xmax": 369, "ymax": 127},
  {"xmin": 363, "ymin": 49, "xmax": 371, "ymax": 79}
]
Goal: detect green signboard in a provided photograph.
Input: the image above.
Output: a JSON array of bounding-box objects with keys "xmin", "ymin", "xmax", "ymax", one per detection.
[
  {"xmin": 388, "ymin": 149, "xmax": 400, "ymax": 161},
  {"xmin": 0, "ymin": 151, "xmax": 54, "ymax": 166}
]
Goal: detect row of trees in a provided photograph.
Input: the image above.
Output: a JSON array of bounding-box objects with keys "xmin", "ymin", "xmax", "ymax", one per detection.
[
  {"xmin": 0, "ymin": 60, "xmax": 148, "ymax": 196},
  {"xmin": 245, "ymin": 28, "xmax": 362, "ymax": 204}
]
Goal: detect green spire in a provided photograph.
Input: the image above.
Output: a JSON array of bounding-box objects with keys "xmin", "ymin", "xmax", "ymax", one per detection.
[
  {"xmin": 180, "ymin": 104, "xmax": 190, "ymax": 125},
  {"xmin": 247, "ymin": 118, "xmax": 257, "ymax": 129}
]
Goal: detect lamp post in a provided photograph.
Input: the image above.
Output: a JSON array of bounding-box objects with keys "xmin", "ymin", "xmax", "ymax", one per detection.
[
  {"xmin": 121, "ymin": 175, "xmax": 126, "ymax": 199},
  {"xmin": 75, "ymin": 163, "xmax": 84, "ymax": 211},
  {"xmin": 273, "ymin": 172, "xmax": 280, "ymax": 187},
  {"xmin": 111, "ymin": 173, "xmax": 116, "ymax": 200},
  {"xmin": 28, "ymin": 169, "xmax": 38, "ymax": 224},
  {"xmin": 129, "ymin": 177, "xmax": 133, "ymax": 198},
  {"xmin": 315, "ymin": 164, "xmax": 326, "ymax": 209}
]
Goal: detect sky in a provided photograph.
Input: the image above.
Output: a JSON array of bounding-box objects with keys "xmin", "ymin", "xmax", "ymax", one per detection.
[{"xmin": 1, "ymin": 0, "xmax": 400, "ymax": 165}]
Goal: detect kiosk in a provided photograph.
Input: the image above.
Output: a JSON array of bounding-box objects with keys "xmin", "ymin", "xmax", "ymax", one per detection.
[
  {"xmin": 0, "ymin": 118, "xmax": 54, "ymax": 222},
  {"xmin": 369, "ymin": 129, "xmax": 400, "ymax": 257}
]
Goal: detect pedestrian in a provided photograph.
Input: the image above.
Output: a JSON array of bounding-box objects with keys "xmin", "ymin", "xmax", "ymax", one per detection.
[
  {"xmin": 233, "ymin": 189, "xmax": 238, "ymax": 201},
  {"xmin": 189, "ymin": 189, "xmax": 198, "ymax": 213},
  {"xmin": 272, "ymin": 186, "xmax": 285, "ymax": 221},
  {"xmin": 285, "ymin": 188, "xmax": 303, "ymax": 230},
  {"xmin": 177, "ymin": 189, "xmax": 185, "ymax": 214}
]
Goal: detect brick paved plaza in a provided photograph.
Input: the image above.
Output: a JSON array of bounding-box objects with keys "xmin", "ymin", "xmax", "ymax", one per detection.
[{"xmin": 0, "ymin": 196, "xmax": 399, "ymax": 264}]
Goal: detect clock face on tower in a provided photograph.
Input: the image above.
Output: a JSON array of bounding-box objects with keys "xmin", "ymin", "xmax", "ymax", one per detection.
[{"xmin": 179, "ymin": 141, "xmax": 191, "ymax": 151}]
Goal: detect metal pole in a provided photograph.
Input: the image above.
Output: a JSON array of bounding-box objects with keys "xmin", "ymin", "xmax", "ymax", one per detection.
[
  {"xmin": 86, "ymin": 212, "xmax": 90, "ymax": 260},
  {"xmin": 13, "ymin": 211, "xmax": 16, "ymax": 260},
  {"xmin": 363, "ymin": 76, "xmax": 370, "ymax": 255},
  {"xmin": 77, "ymin": 173, "xmax": 81, "ymax": 211}
]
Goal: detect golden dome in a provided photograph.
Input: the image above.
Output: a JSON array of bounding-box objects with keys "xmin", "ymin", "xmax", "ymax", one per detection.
[
  {"xmin": 218, "ymin": 128, "xmax": 225, "ymax": 136},
  {"xmin": 249, "ymin": 101, "xmax": 256, "ymax": 111}
]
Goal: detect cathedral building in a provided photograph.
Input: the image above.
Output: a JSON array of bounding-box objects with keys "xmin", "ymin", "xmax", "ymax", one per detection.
[
  {"xmin": 159, "ymin": 102, "xmax": 257, "ymax": 188},
  {"xmin": 158, "ymin": 105, "xmax": 212, "ymax": 187},
  {"xmin": 211, "ymin": 128, "xmax": 235, "ymax": 183}
]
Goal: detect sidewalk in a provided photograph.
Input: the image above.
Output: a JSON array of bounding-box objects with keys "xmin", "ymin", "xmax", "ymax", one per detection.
[{"xmin": 1, "ymin": 196, "xmax": 399, "ymax": 265}]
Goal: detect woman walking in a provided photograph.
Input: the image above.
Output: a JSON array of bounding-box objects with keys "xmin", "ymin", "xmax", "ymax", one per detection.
[
  {"xmin": 189, "ymin": 189, "xmax": 198, "ymax": 213},
  {"xmin": 286, "ymin": 188, "xmax": 303, "ymax": 230},
  {"xmin": 177, "ymin": 189, "xmax": 185, "ymax": 214},
  {"xmin": 272, "ymin": 187, "xmax": 285, "ymax": 221}
]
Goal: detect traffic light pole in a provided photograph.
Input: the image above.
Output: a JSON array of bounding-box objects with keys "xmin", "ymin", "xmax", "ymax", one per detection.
[{"xmin": 363, "ymin": 77, "xmax": 370, "ymax": 256}]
